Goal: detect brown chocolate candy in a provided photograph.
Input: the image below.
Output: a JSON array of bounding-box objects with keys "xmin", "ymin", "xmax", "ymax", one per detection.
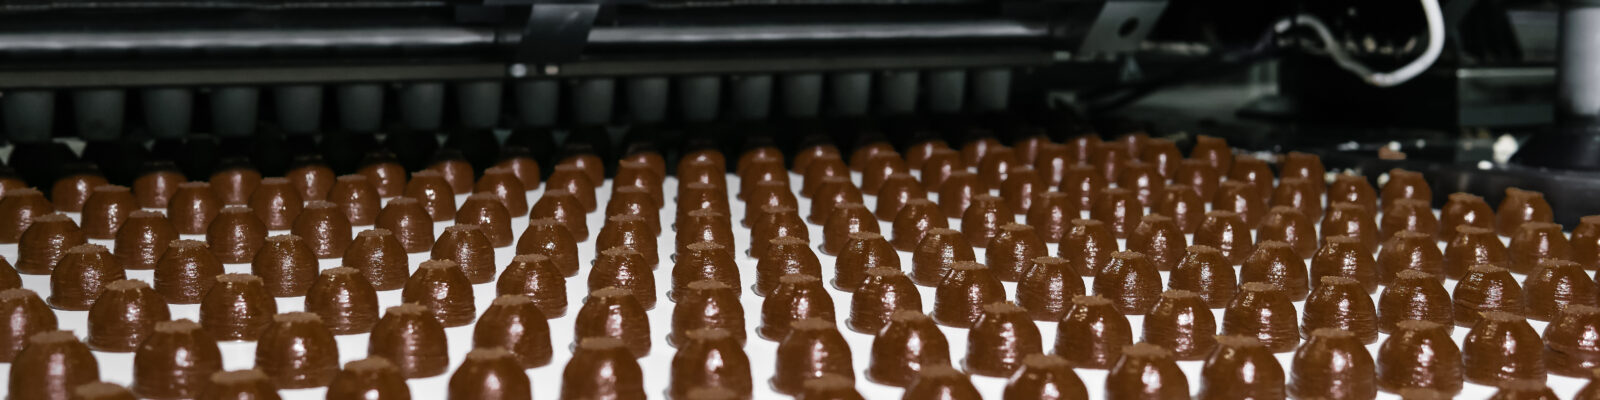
[
  {"xmin": 1090, "ymin": 187, "xmax": 1142, "ymax": 238},
  {"xmin": 848, "ymin": 267, "xmax": 922, "ymax": 334},
  {"xmin": 1509, "ymin": 222, "xmax": 1573, "ymax": 272},
  {"xmin": 1240, "ymin": 241, "xmax": 1310, "ymax": 300},
  {"xmin": 132, "ymin": 320, "xmax": 224, "ymax": 399},
  {"xmin": 9, "ymin": 330, "xmax": 100, "ymax": 400},
  {"xmin": 671, "ymin": 279, "xmax": 745, "ymax": 347},
  {"xmin": 1544, "ymin": 304, "xmax": 1600, "ymax": 377},
  {"xmin": 455, "ymin": 194, "xmax": 513, "ymax": 247},
  {"xmin": 467, "ymin": 294, "xmax": 556, "ymax": 366},
  {"xmin": 1062, "ymin": 219, "xmax": 1117, "ymax": 276},
  {"xmin": 517, "ymin": 218, "xmax": 579, "ymax": 277},
  {"xmin": 1027, "ymin": 191, "xmax": 1077, "ymax": 243},
  {"xmin": 431, "ymin": 225, "xmax": 496, "ymax": 284},
  {"xmin": 1442, "ymin": 192, "xmax": 1496, "ymax": 234},
  {"xmin": 1273, "ymin": 177, "xmax": 1324, "ymax": 220},
  {"xmin": 153, "ymin": 240, "xmax": 223, "ymax": 304},
  {"xmin": 909, "ymin": 228, "xmax": 973, "ymax": 286},
  {"xmin": 404, "ymin": 170, "xmax": 456, "ymax": 222},
  {"xmin": 1223, "ymin": 282, "xmax": 1301, "ymax": 352},
  {"xmin": 17, "ymin": 213, "xmax": 86, "ymax": 274},
  {"xmin": 1003, "ymin": 354, "xmax": 1089, "ymax": 400},
  {"xmin": 891, "ymin": 198, "xmax": 948, "ymax": 251},
  {"xmin": 86, "ymin": 279, "xmax": 170, "ymax": 352},
  {"xmin": 1321, "ymin": 202, "xmax": 1379, "ymax": 253},
  {"xmin": 1054, "ymin": 295, "xmax": 1133, "ymax": 369},
  {"xmin": 1257, "ymin": 206, "xmax": 1317, "ymax": 259},
  {"xmin": 0, "ymin": 288, "xmax": 58, "ymax": 362},
  {"xmin": 1129, "ymin": 214, "xmax": 1187, "ymax": 272},
  {"xmin": 1169, "ymin": 245, "xmax": 1238, "ymax": 308},
  {"xmin": 201, "ymin": 369, "xmax": 279, "ymax": 399},
  {"xmin": 1453, "ymin": 264, "xmax": 1526, "ymax": 327},
  {"xmin": 1378, "ymin": 230, "xmax": 1445, "ymax": 284},
  {"xmin": 429, "ymin": 158, "xmax": 474, "ymax": 198},
  {"xmin": 1328, "ymin": 174, "xmax": 1378, "ymax": 216},
  {"xmin": 1382, "ymin": 168, "xmax": 1432, "ymax": 206},
  {"xmin": 966, "ymin": 302, "xmax": 1042, "ymax": 376},
  {"xmin": 1091, "ymin": 251, "xmax": 1162, "ymax": 315},
  {"xmin": 134, "ymin": 163, "xmax": 186, "ymax": 209},
  {"xmin": 475, "ymin": 166, "xmax": 528, "ymax": 218},
  {"xmin": 325, "ymin": 358, "xmax": 410, "ymax": 400},
  {"xmin": 53, "ymin": 173, "xmax": 109, "ymax": 212},
  {"xmin": 1017, "ymin": 256, "xmax": 1084, "ymax": 321},
  {"xmin": 1378, "ymin": 319, "xmax": 1463, "ymax": 395},
  {"xmin": 376, "ymin": 197, "xmax": 434, "ymax": 252},
  {"xmin": 167, "ymin": 182, "xmax": 221, "ymax": 235},
  {"xmin": 0, "ymin": 257, "xmax": 13, "ymax": 290},
  {"xmin": 251, "ymin": 234, "xmax": 317, "ymax": 297},
  {"xmin": 834, "ymin": 232, "xmax": 896, "ymax": 292},
  {"xmin": 589, "ymin": 247, "xmax": 655, "ymax": 309},
  {"xmin": 49, "ymin": 244, "xmax": 126, "ymax": 310},
  {"xmin": 1119, "ymin": 161, "xmax": 1166, "ymax": 207},
  {"xmin": 1463, "ymin": 311, "xmax": 1547, "ymax": 385},
  {"xmin": 1142, "ymin": 290, "xmax": 1219, "ymax": 360},
  {"xmin": 903, "ymin": 365, "xmax": 981, "ymax": 399},
  {"xmin": 0, "ymin": 188, "xmax": 55, "ymax": 243},
  {"xmin": 449, "ymin": 349, "xmax": 532, "ymax": 399},
  {"xmin": 304, "ymin": 267, "xmax": 379, "ymax": 335},
  {"xmin": 199, "ymin": 273, "xmax": 277, "ymax": 340},
  {"xmin": 368, "ymin": 303, "xmax": 450, "ymax": 378},
  {"xmin": 361, "ymin": 158, "xmax": 410, "ymax": 197},
  {"xmin": 575, "ymin": 286, "xmax": 651, "ymax": 357},
  {"xmin": 1302, "ymin": 276, "xmax": 1380, "ymax": 344},
  {"xmin": 1198, "ymin": 335, "xmax": 1285, "ymax": 400},
  {"xmin": 288, "ymin": 159, "xmax": 336, "ymax": 201},
  {"xmin": 1290, "ymin": 328, "xmax": 1378, "ymax": 399},
  {"xmin": 668, "ymin": 328, "xmax": 752, "ymax": 400},
  {"xmin": 1378, "ymin": 270, "xmax": 1454, "ymax": 332},
  {"xmin": 562, "ymin": 337, "xmax": 646, "ymax": 399},
  {"xmin": 1523, "ymin": 259, "xmax": 1599, "ymax": 321},
  {"xmin": 1574, "ymin": 215, "xmax": 1600, "ymax": 270},
  {"xmin": 1060, "ymin": 164, "xmax": 1104, "ymax": 210},
  {"xmin": 1498, "ymin": 187, "xmax": 1553, "ymax": 236},
  {"xmin": 1106, "ymin": 343, "xmax": 1190, "ymax": 399},
  {"xmin": 772, "ymin": 318, "xmax": 853, "ymax": 395},
  {"xmin": 256, "ymin": 312, "xmax": 339, "ymax": 388},
  {"xmin": 1446, "ymin": 226, "xmax": 1511, "ymax": 280},
  {"xmin": 497, "ymin": 254, "xmax": 568, "ymax": 318},
  {"xmin": 207, "ymin": 206, "xmax": 267, "ymax": 263},
  {"xmin": 114, "ymin": 210, "xmax": 177, "ymax": 271},
  {"xmin": 80, "ymin": 185, "xmax": 135, "ymax": 239},
  {"xmin": 328, "ymin": 175, "xmax": 381, "ymax": 225},
  {"xmin": 1382, "ymin": 199, "xmax": 1439, "ymax": 240},
  {"xmin": 401, "ymin": 259, "xmax": 475, "ymax": 327},
  {"xmin": 1195, "ymin": 210, "xmax": 1253, "ymax": 265},
  {"xmin": 749, "ymin": 205, "xmax": 806, "ymax": 259},
  {"xmin": 822, "ymin": 203, "xmax": 877, "ymax": 255},
  {"xmin": 597, "ymin": 214, "xmax": 658, "ymax": 265},
  {"xmin": 290, "ymin": 201, "xmax": 351, "ymax": 258},
  {"xmin": 341, "ymin": 229, "xmax": 409, "ymax": 290},
  {"xmin": 1311, "ymin": 235, "xmax": 1380, "ymax": 294},
  {"xmin": 866, "ymin": 310, "xmax": 950, "ymax": 387},
  {"xmin": 760, "ymin": 273, "xmax": 835, "ymax": 341},
  {"xmin": 932, "ymin": 261, "xmax": 1006, "ymax": 327}
]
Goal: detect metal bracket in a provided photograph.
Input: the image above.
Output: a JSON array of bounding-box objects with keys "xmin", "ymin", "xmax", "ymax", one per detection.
[
  {"xmin": 1076, "ymin": 0, "xmax": 1168, "ymax": 56},
  {"xmin": 514, "ymin": 4, "xmax": 599, "ymax": 64}
]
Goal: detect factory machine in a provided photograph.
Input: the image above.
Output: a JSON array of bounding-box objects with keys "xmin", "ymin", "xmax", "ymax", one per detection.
[{"xmin": 0, "ymin": 0, "xmax": 1594, "ymax": 221}]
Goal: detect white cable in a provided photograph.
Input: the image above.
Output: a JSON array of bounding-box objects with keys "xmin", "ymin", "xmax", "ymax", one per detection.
[{"xmin": 1272, "ymin": 0, "xmax": 1445, "ymax": 87}]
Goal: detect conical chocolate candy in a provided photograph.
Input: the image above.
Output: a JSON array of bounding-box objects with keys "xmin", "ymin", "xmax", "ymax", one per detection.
[
  {"xmin": 1106, "ymin": 343, "xmax": 1190, "ymax": 400},
  {"xmin": 908, "ymin": 227, "xmax": 975, "ymax": 287},
  {"xmin": 1229, "ymin": 157, "xmax": 1275, "ymax": 204},
  {"xmin": 1092, "ymin": 251, "xmax": 1162, "ymax": 315},
  {"xmin": 1498, "ymin": 187, "xmax": 1553, "ymax": 236},
  {"xmin": 134, "ymin": 162, "xmax": 186, "ymax": 209},
  {"xmin": 1575, "ymin": 215, "xmax": 1600, "ymax": 270},
  {"xmin": 1002, "ymin": 166, "xmax": 1046, "ymax": 212},
  {"xmin": 760, "ymin": 273, "xmax": 835, "ymax": 340},
  {"xmin": 921, "ymin": 148, "xmax": 961, "ymax": 192},
  {"xmin": 1382, "ymin": 199, "xmax": 1439, "ymax": 240},
  {"xmin": 1027, "ymin": 192, "xmax": 1077, "ymax": 243},
  {"xmin": 1322, "ymin": 202, "xmax": 1379, "ymax": 253},
  {"xmin": 304, "ymin": 267, "xmax": 379, "ymax": 335},
  {"xmin": 1258, "ymin": 206, "xmax": 1317, "ymax": 259},
  {"xmin": 342, "ymin": 229, "xmax": 409, "ymax": 290},
  {"xmin": 1490, "ymin": 379, "xmax": 1559, "ymax": 400},
  {"xmin": 1054, "ymin": 295, "xmax": 1132, "ymax": 369},
  {"xmin": 1329, "ymin": 174, "xmax": 1378, "ymax": 216},
  {"xmin": 597, "ymin": 214, "xmax": 658, "ymax": 265},
  {"xmin": 248, "ymin": 177, "xmax": 300, "ymax": 230},
  {"xmin": 199, "ymin": 273, "xmax": 277, "ymax": 341},
  {"xmin": 932, "ymin": 261, "xmax": 1006, "ymax": 327},
  {"xmin": 17, "ymin": 213, "xmax": 86, "ymax": 274},
  {"xmin": 168, "ymin": 182, "xmax": 221, "ymax": 235},
  {"xmin": 1453, "ymin": 264, "xmax": 1526, "ymax": 327},
  {"xmin": 475, "ymin": 166, "xmax": 528, "ymax": 218},
  {"xmin": 497, "ymin": 254, "xmax": 567, "ymax": 318},
  {"xmin": 978, "ymin": 146, "xmax": 1019, "ymax": 183},
  {"xmin": 1091, "ymin": 187, "xmax": 1141, "ymax": 238},
  {"xmin": 455, "ymin": 194, "xmax": 513, "ymax": 247},
  {"xmin": 1198, "ymin": 335, "xmax": 1285, "ymax": 400},
  {"xmin": 0, "ymin": 257, "xmax": 17, "ymax": 290},
  {"xmin": 739, "ymin": 153, "xmax": 787, "ymax": 200},
  {"xmin": 289, "ymin": 157, "xmax": 337, "ymax": 201},
  {"xmin": 834, "ymin": 232, "xmax": 896, "ymax": 292},
  {"xmin": 1062, "ymin": 219, "xmax": 1117, "ymax": 276},
  {"xmin": 290, "ymin": 201, "xmax": 351, "ymax": 259},
  {"xmin": 1142, "ymin": 138, "xmax": 1181, "ymax": 179},
  {"xmin": 1290, "ymin": 328, "xmax": 1378, "ymax": 400},
  {"xmin": 1279, "ymin": 152, "xmax": 1326, "ymax": 191},
  {"xmin": 1445, "ymin": 225, "xmax": 1510, "ymax": 279},
  {"xmin": 1443, "ymin": 192, "xmax": 1495, "ymax": 234},
  {"xmin": 81, "ymin": 185, "xmax": 135, "ymax": 239},
  {"xmin": 1463, "ymin": 311, "xmax": 1546, "ymax": 385},
  {"xmin": 401, "ymin": 259, "xmax": 475, "ymax": 327},
  {"xmin": 620, "ymin": 148, "xmax": 665, "ymax": 178},
  {"xmin": 1119, "ymin": 161, "xmax": 1165, "ymax": 207},
  {"xmin": 1127, "ymin": 215, "xmax": 1184, "ymax": 271},
  {"xmin": 1544, "ymin": 304, "xmax": 1600, "ymax": 376},
  {"xmin": 560, "ymin": 152, "xmax": 605, "ymax": 183},
  {"xmin": 1154, "ymin": 185, "xmax": 1204, "ymax": 235},
  {"xmin": 256, "ymin": 312, "xmax": 339, "ymax": 388},
  {"xmin": 115, "ymin": 210, "xmax": 178, "ymax": 271},
  {"xmin": 772, "ymin": 318, "xmax": 853, "ymax": 395},
  {"xmin": 1379, "ymin": 230, "xmax": 1445, "ymax": 284},
  {"xmin": 207, "ymin": 206, "xmax": 267, "ymax": 263},
  {"xmin": 328, "ymin": 175, "xmax": 380, "ymax": 225},
  {"xmin": 54, "ymin": 173, "xmax": 109, "ymax": 212},
  {"xmin": 1175, "ymin": 158, "xmax": 1219, "ymax": 206},
  {"xmin": 822, "ymin": 203, "xmax": 877, "ymax": 255},
  {"xmin": 1303, "ymin": 276, "xmax": 1380, "ymax": 343},
  {"xmin": 201, "ymin": 369, "xmax": 279, "ymax": 399},
  {"xmin": 1064, "ymin": 134, "xmax": 1101, "ymax": 166},
  {"xmin": 1240, "ymin": 241, "xmax": 1310, "ymax": 300},
  {"xmin": 251, "ymin": 234, "xmax": 317, "ymax": 297},
  {"xmin": 908, "ymin": 139, "xmax": 949, "ymax": 172},
  {"xmin": 795, "ymin": 143, "xmax": 840, "ymax": 173},
  {"xmin": 376, "ymin": 197, "xmax": 434, "ymax": 253},
  {"xmin": 154, "ymin": 240, "xmax": 223, "ymax": 304},
  {"xmin": 68, "ymin": 382, "xmax": 127, "ymax": 400},
  {"xmin": 891, "ymin": 198, "xmax": 947, "ymax": 251},
  {"xmin": 671, "ymin": 280, "xmax": 745, "ymax": 347},
  {"xmin": 404, "ymin": 170, "xmax": 456, "ymax": 222},
  {"xmin": 749, "ymin": 205, "xmax": 806, "ymax": 259},
  {"xmin": 360, "ymin": 156, "xmax": 410, "ymax": 198},
  {"xmin": 429, "ymin": 157, "xmax": 475, "ymax": 198},
  {"xmin": 447, "ymin": 348, "xmax": 532, "ymax": 399},
  {"xmin": 902, "ymin": 365, "xmax": 981, "ymax": 399},
  {"xmin": 0, "ymin": 288, "xmax": 58, "ymax": 362},
  {"xmin": 589, "ymin": 247, "xmax": 655, "ymax": 309},
  {"xmin": 561, "ymin": 337, "xmax": 646, "ymax": 400},
  {"xmin": 939, "ymin": 171, "xmax": 985, "ymax": 218},
  {"xmin": 575, "ymin": 286, "xmax": 651, "ymax": 357},
  {"xmin": 609, "ymin": 186, "xmax": 662, "ymax": 235},
  {"xmin": 1273, "ymin": 177, "xmax": 1323, "ymax": 220},
  {"xmin": 671, "ymin": 241, "xmax": 739, "ymax": 300},
  {"xmin": 1194, "ymin": 210, "xmax": 1252, "ymax": 265},
  {"xmin": 1060, "ymin": 164, "xmax": 1104, "ymax": 210},
  {"xmin": 1169, "ymin": 245, "xmax": 1237, "ymax": 308},
  {"xmin": 866, "ymin": 310, "xmax": 950, "ymax": 387},
  {"xmin": 9, "ymin": 330, "xmax": 100, "ymax": 400},
  {"xmin": 1510, "ymin": 222, "xmax": 1573, "ymax": 272},
  {"xmin": 754, "ymin": 236, "xmax": 821, "ymax": 296},
  {"xmin": 86, "ymin": 279, "xmax": 170, "ymax": 352},
  {"xmin": 50, "ymin": 244, "xmax": 125, "ymax": 310},
  {"xmin": 1311, "ymin": 235, "xmax": 1380, "ymax": 294},
  {"xmin": 1003, "ymin": 354, "xmax": 1089, "ymax": 400},
  {"xmin": 1378, "ymin": 319, "xmax": 1463, "ymax": 394},
  {"xmin": 369, "ymin": 303, "xmax": 449, "ymax": 378},
  {"xmin": 1212, "ymin": 180, "xmax": 1265, "ymax": 228},
  {"xmin": 965, "ymin": 302, "xmax": 1042, "ymax": 377},
  {"xmin": 325, "ymin": 358, "xmax": 410, "ymax": 400},
  {"xmin": 517, "ymin": 218, "xmax": 579, "ymax": 277},
  {"xmin": 1223, "ymin": 282, "xmax": 1301, "ymax": 352},
  {"xmin": 1522, "ymin": 259, "xmax": 1599, "ymax": 321},
  {"xmin": 678, "ymin": 156, "xmax": 727, "ymax": 195},
  {"xmin": 802, "ymin": 155, "xmax": 848, "ymax": 197},
  {"xmin": 431, "ymin": 225, "xmax": 496, "ymax": 284},
  {"xmin": 849, "ymin": 267, "xmax": 922, "ymax": 334},
  {"xmin": 1191, "ymin": 134, "xmax": 1233, "ymax": 175},
  {"xmin": 861, "ymin": 151, "xmax": 907, "ymax": 195},
  {"xmin": 1017, "ymin": 256, "xmax": 1084, "ymax": 321},
  {"xmin": 1382, "ymin": 168, "xmax": 1432, "ymax": 206},
  {"xmin": 1143, "ymin": 290, "xmax": 1219, "ymax": 360},
  {"xmin": 680, "ymin": 181, "xmax": 731, "ymax": 219},
  {"xmin": 746, "ymin": 180, "xmax": 797, "ymax": 229},
  {"xmin": 668, "ymin": 328, "xmax": 752, "ymax": 400},
  {"xmin": 1093, "ymin": 141, "xmax": 1129, "ymax": 183},
  {"xmin": 0, "ymin": 188, "xmax": 54, "ymax": 243},
  {"xmin": 809, "ymin": 177, "xmax": 863, "ymax": 225},
  {"xmin": 677, "ymin": 208, "xmax": 734, "ymax": 256},
  {"xmin": 1379, "ymin": 270, "xmax": 1454, "ymax": 332}
]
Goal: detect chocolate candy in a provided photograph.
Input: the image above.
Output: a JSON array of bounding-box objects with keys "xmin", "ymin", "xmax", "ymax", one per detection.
[
  {"xmin": 1060, "ymin": 164, "xmax": 1104, "ymax": 210},
  {"xmin": 668, "ymin": 328, "xmax": 752, "ymax": 400},
  {"xmin": 10, "ymin": 331, "xmax": 100, "ymax": 400},
  {"xmin": 965, "ymin": 302, "xmax": 1042, "ymax": 376},
  {"xmin": 1444, "ymin": 226, "xmax": 1510, "ymax": 279},
  {"xmin": 1442, "ymin": 192, "xmax": 1495, "ymax": 234},
  {"xmin": 251, "ymin": 177, "xmax": 303, "ymax": 230},
  {"xmin": 1273, "ymin": 177, "xmax": 1323, "ymax": 220},
  {"xmin": 86, "ymin": 279, "xmax": 170, "ymax": 352},
  {"xmin": 1329, "ymin": 174, "xmax": 1378, "ymax": 216},
  {"xmin": 822, "ymin": 203, "xmax": 877, "ymax": 255},
  {"xmin": 1310, "ymin": 235, "xmax": 1379, "ymax": 294},
  {"xmin": 497, "ymin": 254, "xmax": 568, "ymax": 318},
  {"xmin": 588, "ymin": 247, "xmax": 655, "ymax": 309},
  {"xmin": 1017, "ymin": 256, "xmax": 1084, "ymax": 321},
  {"xmin": 81, "ymin": 185, "xmax": 135, "ymax": 239},
  {"xmin": 1574, "ymin": 215, "xmax": 1600, "ymax": 270},
  {"xmin": 304, "ymin": 267, "xmax": 379, "ymax": 335},
  {"xmin": 1378, "ymin": 230, "xmax": 1445, "ymax": 284},
  {"xmin": 1198, "ymin": 335, "xmax": 1285, "ymax": 400},
  {"xmin": 154, "ymin": 240, "xmax": 224, "ymax": 304},
  {"xmin": 1497, "ymin": 187, "xmax": 1552, "ymax": 236},
  {"xmin": 891, "ymin": 199, "xmax": 947, "ymax": 251},
  {"xmin": 1143, "ymin": 290, "xmax": 1219, "ymax": 360},
  {"xmin": 672, "ymin": 280, "xmax": 746, "ymax": 347},
  {"xmin": 760, "ymin": 274, "xmax": 835, "ymax": 341},
  {"xmin": 834, "ymin": 232, "xmax": 896, "ymax": 292},
  {"xmin": 1223, "ymin": 282, "xmax": 1300, "ymax": 353},
  {"xmin": 1240, "ymin": 241, "xmax": 1310, "ymax": 300},
  {"xmin": 114, "ymin": 210, "xmax": 178, "ymax": 271},
  {"xmin": 0, "ymin": 188, "xmax": 54, "ymax": 243},
  {"xmin": 202, "ymin": 369, "xmax": 279, "ymax": 399},
  {"xmin": 376, "ymin": 197, "xmax": 435, "ymax": 252},
  {"xmin": 330, "ymin": 173, "xmax": 383, "ymax": 223},
  {"xmin": 1290, "ymin": 328, "xmax": 1377, "ymax": 399},
  {"xmin": 251, "ymin": 234, "xmax": 317, "ymax": 297},
  {"xmin": 1090, "ymin": 187, "xmax": 1141, "ymax": 238},
  {"xmin": 1544, "ymin": 304, "xmax": 1600, "ymax": 377},
  {"xmin": 473, "ymin": 295, "xmax": 552, "ymax": 369},
  {"xmin": 256, "ymin": 312, "xmax": 339, "ymax": 388},
  {"xmin": 432, "ymin": 225, "xmax": 496, "ymax": 284},
  {"xmin": 1194, "ymin": 210, "xmax": 1252, "ymax": 264},
  {"xmin": 867, "ymin": 311, "xmax": 949, "ymax": 387},
  {"xmin": 1091, "ymin": 251, "xmax": 1162, "ymax": 315},
  {"xmin": 1127, "ymin": 215, "xmax": 1185, "ymax": 271},
  {"xmin": 1175, "ymin": 159, "xmax": 1219, "ymax": 205},
  {"xmin": 168, "ymin": 182, "xmax": 220, "ymax": 235},
  {"xmin": 1120, "ymin": 161, "xmax": 1165, "ymax": 207},
  {"xmin": 903, "ymin": 365, "xmax": 981, "ymax": 399},
  {"xmin": 1302, "ymin": 276, "xmax": 1379, "ymax": 344},
  {"xmin": 932, "ymin": 261, "xmax": 1005, "ymax": 328},
  {"xmin": 1156, "ymin": 185, "xmax": 1206, "ymax": 234},
  {"xmin": 1003, "ymin": 354, "xmax": 1089, "ymax": 400},
  {"xmin": 207, "ymin": 205, "xmax": 267, "ymax": 263},
  {"xmin": 475, "ymin": 166, "xmax": 528, "ymax": 218},
  {"xmin": 517, "ymin": 218, "xmax": 579, "ymax": 277},
  {"xmin": 1106, "ymin": 343, "xmax": 1189, "ymax": 399},
  {"xmin": 455, "ymin": 194, "xmax": 513, "ymax": 247},
  {"xmin": 0, "ymin": 288, "xmax": 57, "ymax": 362},
  {"xmin": 369, "ymin": 303, "xmax": 450, "ymax": 378},
  {"xmin": 848, "ymin": 267, "xmax": 922, "ymax": 334},
  {"xmin": 326, "ymin": 358, "xmax": 410, "ymax": 400},
  {"xmin": 401, "ymin": 259, "xmax": 476, "ymax": 327},
  {"xmin": 199, "ymin": 273, "xmax": 277, "ymax": 341},
  {"xmin": 772, "ymin": 318, "xmax": 853, "ymax": 395},
  {"xmin": 1026, "ymin": 192, "xmax": 1077, "ymax": 243},
  {"xmin": 49, "ymin": 243, "xmax": 125, "ymax": 310},
  {"xmin": 1523, "ymin": 259, "xmax": 1599, "ymax": 321},
  {"xmin": 342, "ymin": 229, "xmax": 409, "ymax": 290},
  {"xmin": 16, "ymin": 213, "xmax": 86, "ymax": 274},
  {"xmin": 1054, "ymin": 295, "xmax": 1132, "ymax": 369},
  {"xmin": 73, "ymin": 382, "xmax": 136, "ymax": 400},
  {"xmin": 133, "ymin": 162, "xmax": 185, "ymax": 208},
  {"xmin": 291, "ymin": 201, "xmax": 351, "ymax": 258},
  {"xmin": 1453, "ymin": 265, "xmax": 1525, "ymax": 327},
  {"xmin": 1377, "ymin": 320, "xmax": 1463, "ymax": 394},
  {"xmin": 1169, "ymin": 245, "xmax": 1237, "ymax": 308},
  {"xmin": 405, "ymin": 170, "xmax": 456, "ymax": 222},
  {"xmin": 53, "ymin": 173, "xmax": 109, "ymax": 212},
  {"xmin": 910, "ymin": 228, "xmax": 974, "ymax": 286},
  {"xmin": 1381, "ymin": 199, "xmax": 1439, "ymax": 240},
  {"xmin": 1509, "ymin": 222, "xmax": 1573, "ymax": 272},
  {"xmin": 1257, "ymin": 206, "xmax": 1317, "ymax": 259},
  {"xmin": 1463, "ymin": 311, "xmax": 1546, "ymax": 385},
  {"xmin": 1062, "ymin": 219, "xmax": 1116, "ymax": 276},
  {"xmin": 449, "ymin": 348, "xmax": 531, "ymax": 399},
  {"xmin": 1378, "ymin": 270, "xmax": 1454, "ymax": 332},
  {"xmin": 575, "ymin": 287, "xmax": 650, "ymax": 357}
]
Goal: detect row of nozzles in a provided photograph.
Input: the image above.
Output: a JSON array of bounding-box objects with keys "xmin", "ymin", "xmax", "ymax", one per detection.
[{"xmin": 0, "ymin": 68, "xmax": 1013, "ymax": 143}]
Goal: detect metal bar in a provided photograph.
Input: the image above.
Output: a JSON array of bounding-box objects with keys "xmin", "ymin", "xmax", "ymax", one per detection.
[
  {"xmin": 0, "ymin": 63, "xmax": 505, "ymax": 89},
  {"xmin": 548, "ymin": 51, "xmax": 1051, "ymax": 77}
]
